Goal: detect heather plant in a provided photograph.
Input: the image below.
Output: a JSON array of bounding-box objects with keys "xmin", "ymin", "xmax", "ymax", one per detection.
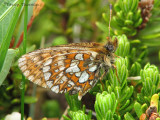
[{"xmin": 0, "ymin": 0, "xmax": 160, "ymax": 120}]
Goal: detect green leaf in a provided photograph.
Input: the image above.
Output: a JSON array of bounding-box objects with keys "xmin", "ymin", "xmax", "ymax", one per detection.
[
  {"xmin": 124, "ymin": 20, "xmax": 133, "ymax": 26},
  {"xmin": 134, "ymin": 102, "xmax": 143, "ymax": 118},
  {"xmin": 66, "ymin": 0, "xmax": 81, "ymax": 8},
  {"xmin": 42, "ymin": 100, "xmax": 61, "ymax": 118},
  {"xmin": 96, "ymin": 22, "xmax": 108, "ymax": 33},
  {"xmin": 69, "ymin": 110, "xmax": 90, "ymax": 120},
  {"xmin": 130, "ymin": 62, "xmax": 141, "ymax": 76},
  {"xmin": 95, "ymin": 92, "xmax": 118, "ymax": 120},
  {"xmin": 112, "ymin": 0, "xmax": 142, "ymax": 36},
  {"xmin": 0, "ymin": 0, "xmax": 18, "ymax": 43},
  {"xmin": 24, "ymin": 96, "xmax": 37, "ymax": 104},
  {"xmin": 138, "ymin": 63, "xmax": 160, "ymax": 104},
  {"xmin": 115, "ymin": 34, "xmax": 130, "ymax": 57},
  {"xmin": 0, "ymin": 49, "xmax": 19, "ymax": 86},
  {"xmin": 65, "ymin": 93, "xmax": 81, "ymax": 111},
  {"xmin": 71, "ymin": 11, "xmax": 90, "ymax": 18},
  {"xmin": 141, "ymin": 103, "xmax": 148, "ymax": 113},
  {"xmin": 119, "ymin": 100, "xmax": 130, "ymax": 111},
  {"xmin": 0, "ymin": 0, "xmax": 24, "ymax": 71},
  {"xmin": 124, "ymin": 112, "xmax": 135, "ymax": 120},
  {"xmin": 52, "ymin": 36, "xmax": 68, "ymax": 46},
  {"xmin": 159, "ymin": 51, "xmax": 160, "ymax": 62},
  {"xmin": 120, "ymin": 86, "xmax": 134, "ymax": 103}
]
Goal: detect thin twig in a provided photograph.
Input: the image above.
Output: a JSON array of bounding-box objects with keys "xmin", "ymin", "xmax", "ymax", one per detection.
[
  {"xmin": 60, "ymin": 105, "xmax": 70, "ymax": 120},
  {"xmin": 127, "ymin": 76, "xmax": 141, "ymax": 81}
]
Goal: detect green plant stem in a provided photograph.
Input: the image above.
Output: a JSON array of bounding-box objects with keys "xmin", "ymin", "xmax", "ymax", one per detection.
[
  {"xmin": 29, "ymin": 85, "xmax": 37, "ymax": 118},
  {"xmin": 21, "ymin": 0, "xmax": 28, "ymax": 120}
]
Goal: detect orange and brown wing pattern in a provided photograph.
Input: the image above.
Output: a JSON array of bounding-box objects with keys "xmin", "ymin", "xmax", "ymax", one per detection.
[{"xmin": 18, "ymin": 44, "xmax": 102, "ymax": 100}]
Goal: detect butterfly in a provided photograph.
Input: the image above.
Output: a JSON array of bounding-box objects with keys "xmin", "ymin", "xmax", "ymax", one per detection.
[{"xmin": 18, "ymin": 38, "xmax": 118, "ymax": 100}]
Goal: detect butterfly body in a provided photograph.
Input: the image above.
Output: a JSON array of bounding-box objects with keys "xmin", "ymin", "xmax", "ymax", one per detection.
[{"xmin": 18, "ymin": 38, "xmax": 118, "ymax": 100}]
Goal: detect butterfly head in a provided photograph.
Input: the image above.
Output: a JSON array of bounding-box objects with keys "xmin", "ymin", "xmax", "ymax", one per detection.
[{"xmin": 105, "ymin": 37, "xmax": 118, "ymax": 53}]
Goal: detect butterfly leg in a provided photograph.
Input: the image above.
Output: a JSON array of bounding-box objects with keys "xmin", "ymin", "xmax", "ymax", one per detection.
[
  {"xmin": 114, "ymin": 54, "xmax": 120, "ymax": 58},
  {"xmin": 99, "ymin": 71, "xmax": 107, "ymax": 91},
  {"xmin": 112, "ymin": 64, "xmax": 120, "ymax": 83}
]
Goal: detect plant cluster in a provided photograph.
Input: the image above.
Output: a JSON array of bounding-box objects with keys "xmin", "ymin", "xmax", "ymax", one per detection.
[{"xmin": 0, "ymin": 0, "xmax": 160, "ymax": 120}]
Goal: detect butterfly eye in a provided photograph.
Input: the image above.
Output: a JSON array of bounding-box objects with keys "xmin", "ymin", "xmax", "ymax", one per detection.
[
  {"xmin": 106, "ymin": 44, "xmax": 114, "ymax": 52},
  {"xmin": 107, "ymin": 54, "xmax": 111, "ymax": 57}
]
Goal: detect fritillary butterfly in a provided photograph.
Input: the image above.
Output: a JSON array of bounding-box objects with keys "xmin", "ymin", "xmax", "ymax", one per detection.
[{"xmin": 18, "ymin": 38, "xmax": 118, "ymax": 100}]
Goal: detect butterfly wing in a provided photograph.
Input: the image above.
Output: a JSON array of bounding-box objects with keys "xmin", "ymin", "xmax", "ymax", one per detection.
[{"xmin": 18, "ymin": 44, "xmax": 102, "ymax": 99}]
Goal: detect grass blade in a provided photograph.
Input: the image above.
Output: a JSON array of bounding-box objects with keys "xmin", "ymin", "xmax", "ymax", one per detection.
[{"xmin": 21, "ymin": 0, "xmax": 28, "ymax": 119}]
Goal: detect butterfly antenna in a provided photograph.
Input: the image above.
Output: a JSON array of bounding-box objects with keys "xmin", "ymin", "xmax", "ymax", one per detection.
[
  {"xmin": 112, "ymin": 64, "xmax": 120, "ymax": 83},
  {"xmin": 109, "ymin": 4, "xmax": 112, "ymax": 38},
  {"xmin": 107, "ymin": 4, "xmax": 112, "ymax": 42}
]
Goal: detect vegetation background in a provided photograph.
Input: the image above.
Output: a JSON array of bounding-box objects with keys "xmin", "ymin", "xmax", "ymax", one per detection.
[{"xmin": 0, "ymin": 0, "xmax": 160, "ymax": 120}]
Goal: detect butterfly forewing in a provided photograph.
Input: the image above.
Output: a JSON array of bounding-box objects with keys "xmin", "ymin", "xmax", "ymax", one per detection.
[{"xmin": 18, "ymin": 44, "xmax": 102, "ymax": 99}]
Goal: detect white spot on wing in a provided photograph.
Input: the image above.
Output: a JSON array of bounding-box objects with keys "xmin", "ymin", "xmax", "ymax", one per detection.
[
  {"xmin": 21, "ymin": 65, "xmax": 27, "ymax": 71},
  {"xmin": 90, "ymin": 52, "xmax": 97, "ymax": 60},
  {"xmin": 33, "ymin": 56, "xmax": 39, "ymax": 61},
  {"xmin": 89, "ymin": 81, "xmax": 93, "ymax": 85},
  {"xmin": 19, "ymin": 61, "xmax": 26, "ymax": 67},
  {"xmin": 59, "ymin": 76, "xmax": 67, "ymax": 84},
  {"xmin": 51, "ymin": 85, "xmax": 59, "ymax": 93},
  {"xmin": 60, "ymin": 80, "xmax": 64, "ymax": 83},
  {"xmin": 58, "ymin": 61, "xmax": 64, "ymax": 66},
  {"xmin": 37, "ymin": 61, "xmax": 43, "ymax": 65},
  {"xmin": 29, "ymin": 51, "xmax": 40, "ymax": 56},
  {"xmin": 35, "ymin": 79, "xmax": 41, "ymax": 84},
  {"xmin": 44, "ymin": 72, "xmax": 51, "ymax": 80},
  {"xmin": 75, "ymin": 54, "xmax": 83, "ymax": 60},
  {"xmin": 88, "ymin": 63, "xmax": 93, "ymax": 66},
  {"xmin": 58, "ymin": 72, "xmax": 63, "ymax": 77},
  {"xmin": 46, "ymin": 81, "xmax": 53, "ymax": 88},
  {"xmin": 59, "ymin": 90, "xmax": 63, "ymax": 93},
  {"xmin": 54, "ymin": 74, "xmax": 67, "ymax": 84},
  {"xmin": 79, "ymin": 71, "xmax": 89, "ymax": 83},
  {"xmin": 44, "ymin": 59, "xmax": 52, "ymax": 66},
  {"xmin": 91, "ymin": 52, "xmax": 97, "ymax": 57},
  {"xmin": 68, "ymin": 81, "xmax": 75, "ymax": 86},
  {"xmin": 58, "ymin": 56, "xmax": 66, "ymax": 60},
  {"xmin": 70, "ymin": 60, "xmax": 79, "ymax": 67},
  {"xmin": 90, "ymin": 56, "xmax": 94, "ymax": 60},
  {"xmin": 24, "ymin": 70, "xmax": 30, "ymax": 76},
  {"xmin": 89, "ymin": 65, "xmax": 97, "ymax": 72},
  {"xmin": 55, "ymin": 69, "xmax": 59, "ymax": 72},
  {"xmin": 59, "ymin": 66, "xmax": 65, "ymax": 71},
  {"xmin": 62, "ymin": 76, "xmax": 67, "ymax": 81},
  {"xmin": 43, "ymin": 66, "xmax": 50, "ymax": 72},
  {"xmin": 18, "ymin": 57, "xmax": 26, "ymax": 63},
  {"xmin": 74, "ymin": 86, "xmax": 81, "ymax": 91},
  {"xmin": 28, "ymin": 75, "xmax": 34, "ymax": 81},
  {"xmin": 66, "ymin": 65, "xmax": 80, "ymax": 73},
  {"xmin": 75, "ymin": 72, "xmax": 81, "ymax": 77}
]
